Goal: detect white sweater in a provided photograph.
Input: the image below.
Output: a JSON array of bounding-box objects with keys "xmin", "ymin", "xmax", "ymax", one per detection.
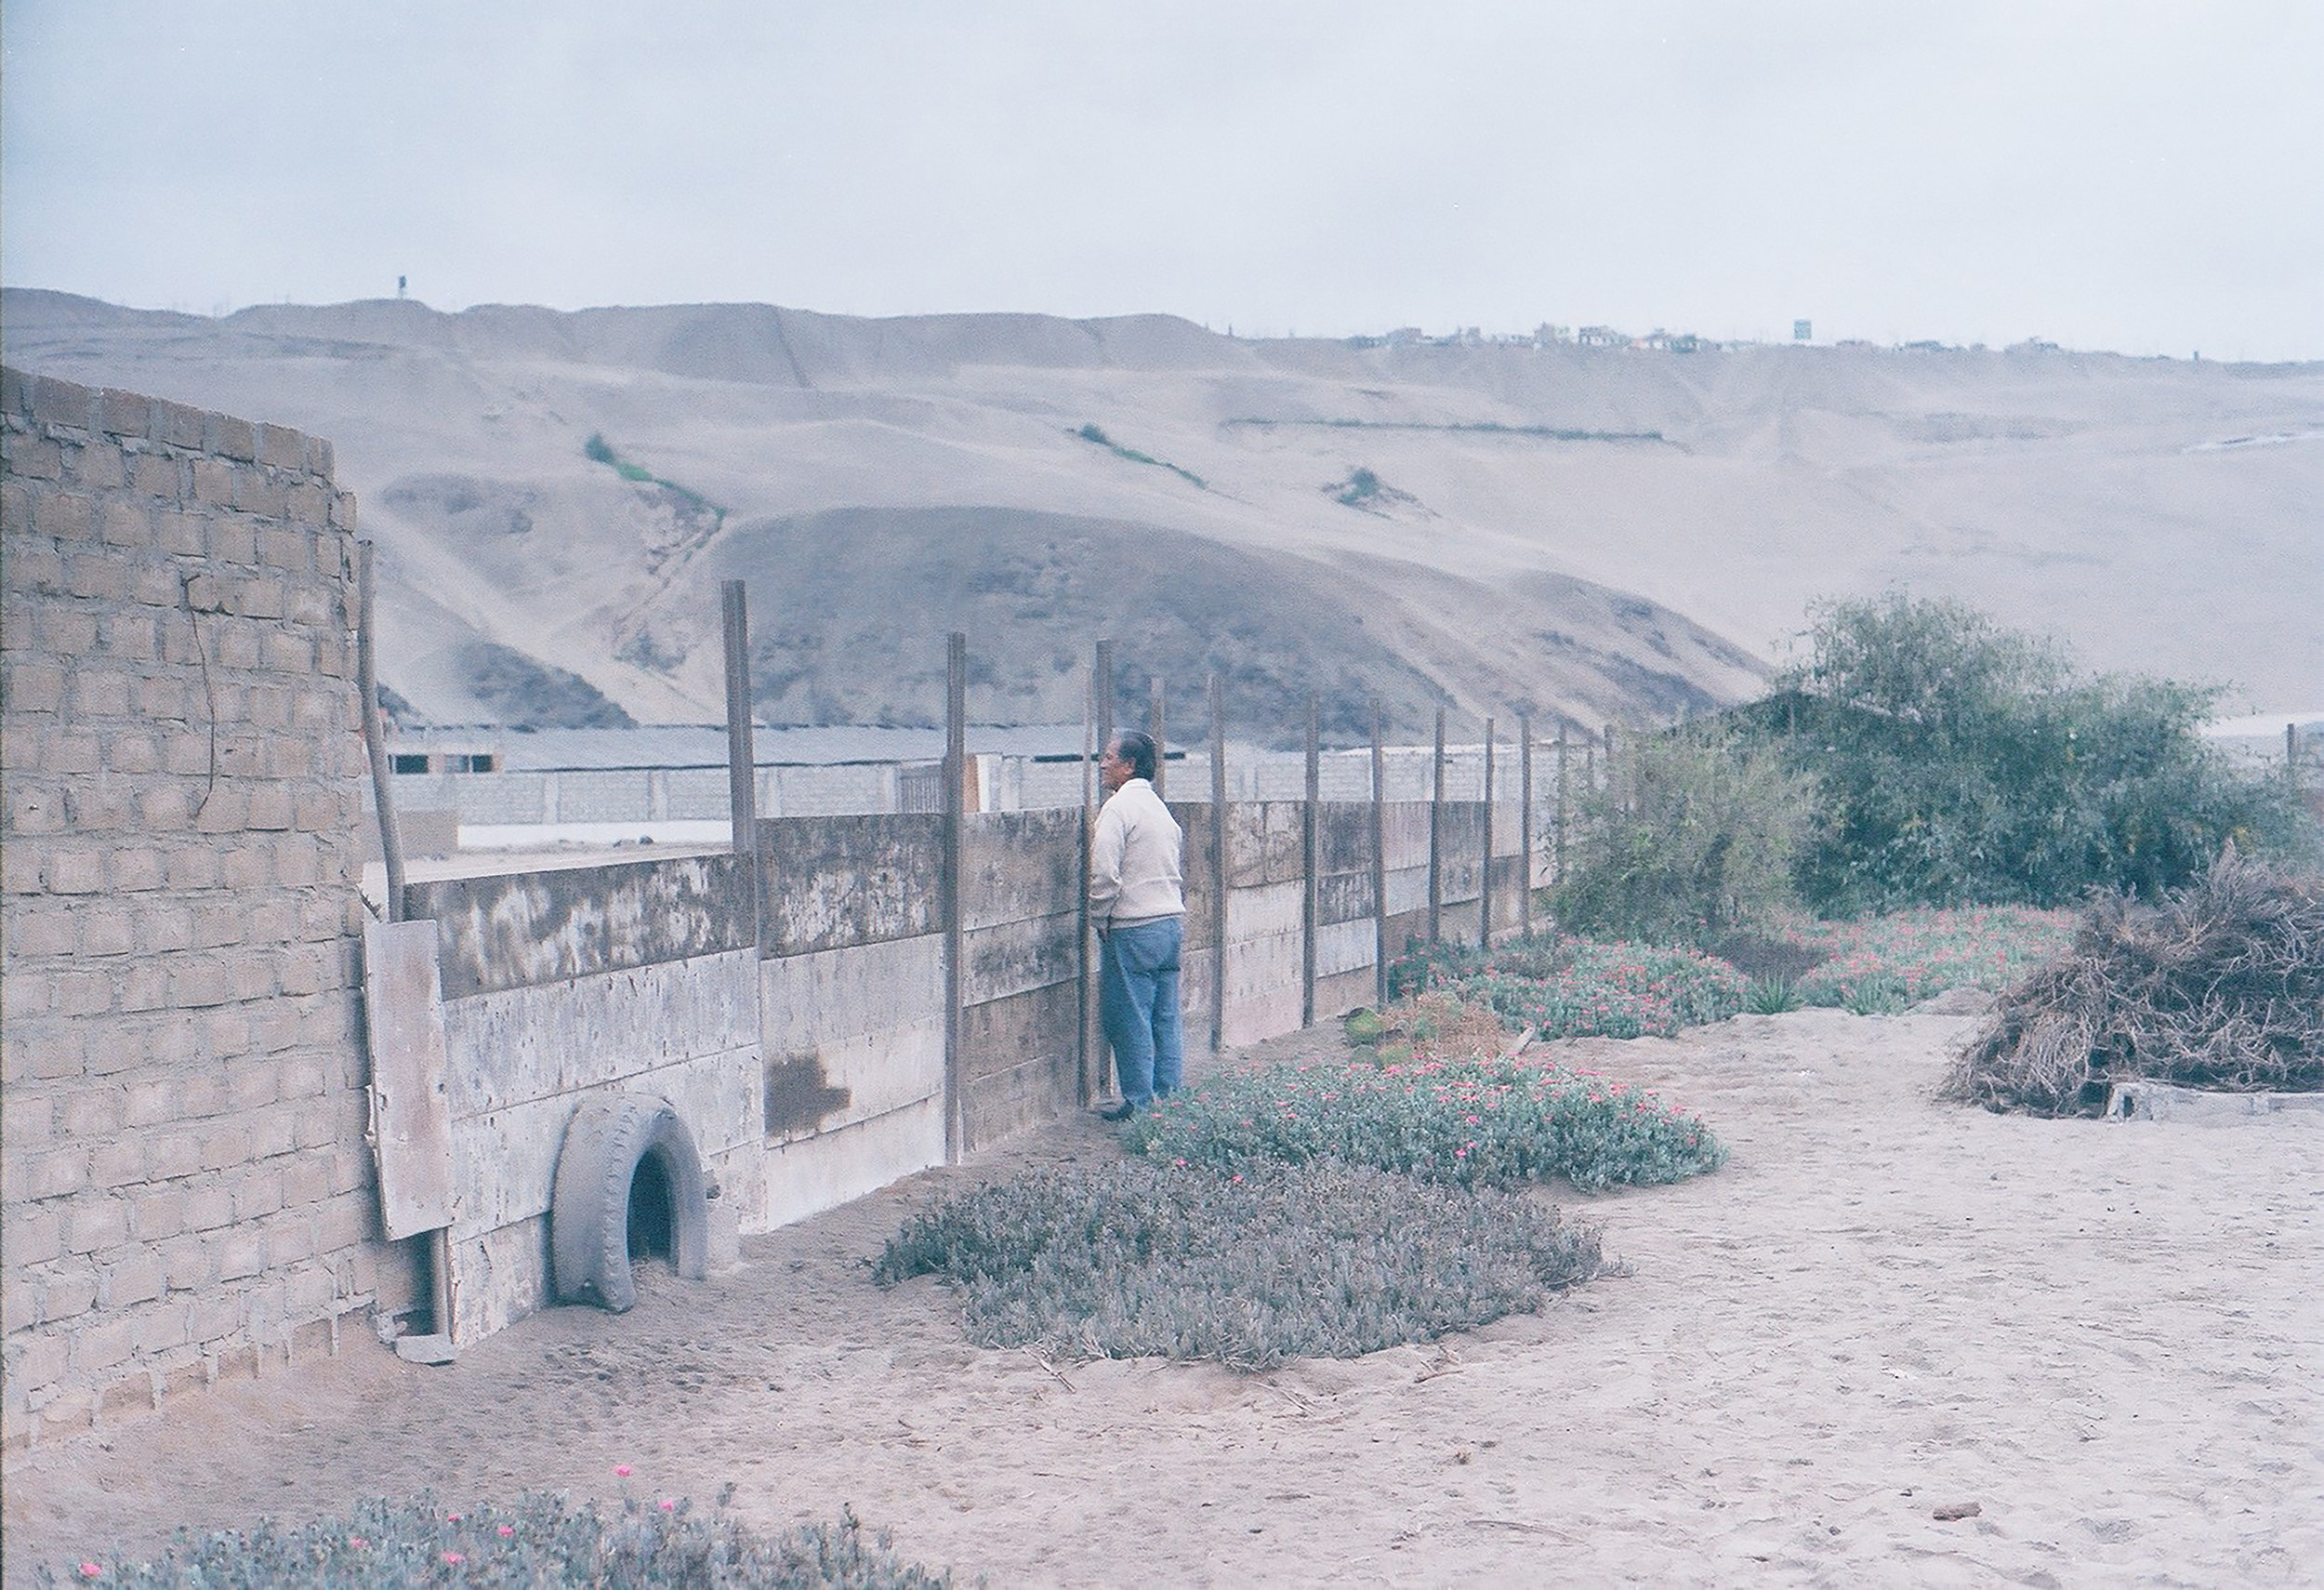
[{"xmin": 1089, "ymin": 777, "xmax": 1185, "ymax": 929}]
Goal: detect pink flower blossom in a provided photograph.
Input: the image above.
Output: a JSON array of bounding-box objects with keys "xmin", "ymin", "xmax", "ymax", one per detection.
[
  {"xmin": 78, "ymin": 1565, "xmax": 100, "ymax": 1580},
  {"xmin": 497, "ymin": 1525, "xmax": 516, "ymax": 1538},
  {"xmin": 442, "ymin": 1552, "xmax": 466, "ymax": 1566},
  {"xmin": 659, "ymin": 1499, "xmax": 676, "ymax": 1512},
  {"xmin": 614, "ymin": 1464, "xmax": 632, "ymax": 1477}
]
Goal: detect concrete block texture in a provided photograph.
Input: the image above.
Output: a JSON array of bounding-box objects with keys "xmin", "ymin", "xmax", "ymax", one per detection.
[{"xmin": 4, "ymin": 368, "xmax": 375, "ymax": 1447}]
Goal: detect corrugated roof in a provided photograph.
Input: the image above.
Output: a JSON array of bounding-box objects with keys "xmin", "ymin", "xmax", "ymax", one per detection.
[{"xmin": 389, "ymin": 723, "xmax": 1099, "ymax": 771}]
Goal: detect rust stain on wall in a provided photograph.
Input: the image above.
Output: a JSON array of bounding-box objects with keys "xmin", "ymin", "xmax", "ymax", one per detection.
[{"xmin": 764, "ymin": 1052, "xmax": 852, "ymax": 1135}]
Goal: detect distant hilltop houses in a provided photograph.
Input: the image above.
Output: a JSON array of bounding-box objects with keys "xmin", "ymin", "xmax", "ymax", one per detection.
[{"xmin": 1340, "ymin": 324, "xmax": 2023, "ymax": 356}]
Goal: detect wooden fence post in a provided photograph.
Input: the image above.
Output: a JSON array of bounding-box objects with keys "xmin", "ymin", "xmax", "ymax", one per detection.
[
  {"xmin": 1149, "ymin": 676, "xmax": 1167, "ymax": 798},
  {"xmin": 1428, "ymin": 707, "xmax": 1446, "ymax": 945},
  {"xmin": 1555, "ymin": 723, "xmax": 1571, "ymax": 887},
  {"xmin": 1519, "ymin": 712, "xmax": 1534, "ymax": 938},
  {"xmin": 1208, "ymin": 673, "xmax": 1227, "ymax": 1054},
  {"xmin": 1370, "ymin": 700, "xmax": 1389, "ymax": 1009},
  {"xmin": 1367, "ymin": 697, "xmax": 1385, "ymax": 1004},
  {"xmin": 942, "ymin": 632, "xmax": 967, "ymax": 1160},
  {"xmin": 1078, "ymin": 664, "xmax": 1099, "ymax": 1105},
  {"xmin": 1480, "ymin": 716, "xmax": 1496, "ymax": 947},
  {"xmin": 1301, "ymin": 691, "xmax": 1320, "ymax": 1027},
  {"xmin": 720, "ymin": 579, "xmax": 757, "ymax": 859}
]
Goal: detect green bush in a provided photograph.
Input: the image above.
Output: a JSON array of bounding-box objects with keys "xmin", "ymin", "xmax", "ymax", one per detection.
[
  {"xmin": 1122, "ymin": 1053, "xmax": 1727, "ymax": 1193},
  {"xmin": 1554, "ymin": 722, "xmax": 1813, "ymax": 945},
  {"xmin": 877, "ymin": 1160, "xmax": 1599, "ymax": 1371},
  {"xmin": 1764, "ymin": 591, "xmax": 2307, "ymax": 912},
  {"xmin": 42, "ymin": 1494, "xmax": 951, "ymax": 1588}
]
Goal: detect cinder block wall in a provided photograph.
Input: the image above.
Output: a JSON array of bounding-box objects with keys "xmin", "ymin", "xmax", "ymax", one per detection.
[{"xmin": 0, "ymin": 368, "xmax": 405, "ymax": 1451}]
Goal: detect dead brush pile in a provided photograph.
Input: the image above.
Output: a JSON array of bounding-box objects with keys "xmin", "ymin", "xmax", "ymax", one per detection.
[{"xmin": 1944, "ymin": 853, "xmax": 2324, "ymax": 1116}]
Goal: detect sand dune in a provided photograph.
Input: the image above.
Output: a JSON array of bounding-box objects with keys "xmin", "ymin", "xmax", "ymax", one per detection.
[{"xmin": 5, "ymin": 291, "xmax": 2314, "ymax": 738}]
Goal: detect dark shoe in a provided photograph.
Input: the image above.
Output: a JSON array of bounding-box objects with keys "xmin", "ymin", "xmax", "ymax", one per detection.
[{"xmin": 1099, "ymin": 1102, "xmax": 1141, "ymax": 1122}]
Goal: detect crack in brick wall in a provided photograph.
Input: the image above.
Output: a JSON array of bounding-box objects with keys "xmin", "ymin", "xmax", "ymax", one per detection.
[{"xmin": 1, "ymin": 366, "xmax": 417, "ymax": 1452}]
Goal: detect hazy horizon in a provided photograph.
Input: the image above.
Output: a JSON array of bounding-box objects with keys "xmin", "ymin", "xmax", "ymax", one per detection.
[{"xmin": 6, "ymin": 2, "xmax": 2320, "ymax": 362}]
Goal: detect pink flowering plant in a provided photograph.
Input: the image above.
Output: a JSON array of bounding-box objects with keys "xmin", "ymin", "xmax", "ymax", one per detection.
[
  {"xmin": 40, "ymin": 1494, "xmax": 953, "ymax": 1588},
  {"xmin": 1391, "ymin": 933, "xmax": 1747, "ymax": 1040},
  {"xmin": 1122, "ymin": 1053, "xmax": 1725, "ymax": 1193},
  {"xmin": 1782, "ymin": 905, "xmax": 2073, "ymax": 1014}
]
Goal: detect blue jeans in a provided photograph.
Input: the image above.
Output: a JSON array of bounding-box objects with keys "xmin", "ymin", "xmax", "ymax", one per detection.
[{"xmin": 1101, "ymin": 916, "xmax": 1184, "ymax": 1108}]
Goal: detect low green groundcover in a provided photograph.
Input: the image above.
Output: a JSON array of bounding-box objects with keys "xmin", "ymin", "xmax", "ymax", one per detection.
[
  {"xmin": 42, "ymin": 1495, "xmax": 949, "ymax": 1589},
  {"xmin": 877, "ymin": 1159, "xmax": 1601, "ymax": 1371},
  {"xmin": 1786, "ymin": 905, "xmax": 2076, "ymax": 1012},
  {"xmin": 1123, "ymin": 1055, "xmax": 1727, "ymax": 1193},
  {"xmin": 1393, "ymin": 934, "xmax": 1748, "ymax": 1040}
]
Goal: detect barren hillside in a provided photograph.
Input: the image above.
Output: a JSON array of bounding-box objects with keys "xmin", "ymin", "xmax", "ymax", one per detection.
[{"xmin": 6, "ymin": 291, "xmax": 2315, "ymax": 740}]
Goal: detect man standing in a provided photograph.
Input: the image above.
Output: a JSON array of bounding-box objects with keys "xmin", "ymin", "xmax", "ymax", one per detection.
[{"xmin": 1090, "ymin": 729, "xmax": 1185, "ymax": 1120}]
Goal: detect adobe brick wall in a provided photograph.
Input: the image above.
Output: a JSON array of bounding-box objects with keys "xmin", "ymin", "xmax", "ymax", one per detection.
[{"xmin": 1, "ymin": 366, "xmax": 415, "ymax": 1451}]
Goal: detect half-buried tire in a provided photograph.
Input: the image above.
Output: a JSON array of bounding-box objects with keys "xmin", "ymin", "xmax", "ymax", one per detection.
[{"xmin": 550, "ymin": 1093, "xmax": 710, "ymax": 1312}]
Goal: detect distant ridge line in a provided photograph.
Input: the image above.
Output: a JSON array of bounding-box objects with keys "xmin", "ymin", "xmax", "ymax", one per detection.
[{"xmin": 1222, "ymin": 417, "xmax": 1668, "ymax": 444}]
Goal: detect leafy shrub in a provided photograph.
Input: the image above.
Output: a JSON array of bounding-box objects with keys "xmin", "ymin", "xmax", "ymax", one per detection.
[
  {"xmin": 1744, "ymin": 974, "xmax": 1803, "ymax": 1014},
  {"xmin": 1122, "ymin": 1054, "xmax": 1727, "ymax": 1193},
  {"xmin": 1763, "ymin": 591, "xmax": 2308, "ymax": 912},
  {"xmin": 1391, "ymin": 934, "xmax": 1746, "ymax": 1040},
  {"xmin": 877, "ymin": 1160, "xmax": 1599, "ymax": 1371},
  {"xmin": 1785, "ymin": 906, "xmax": 2075, "ymax": 1010},
  {"xmin": 1554, "ymin": 722, "xmax": 1813, "ymax": 945},
  {"xmin": 42, "ymin": 1494, "xmax": 950, "ymax": 1588},
  {"xmin": 1946, "ymin": 852, "xmax": 2324, "ymax": 1115}
]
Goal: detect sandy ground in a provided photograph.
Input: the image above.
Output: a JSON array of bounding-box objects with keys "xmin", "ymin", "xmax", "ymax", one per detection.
[{"xmin": 7, "ymin": 1007, "xmax": 2320, "ymax": 1586}]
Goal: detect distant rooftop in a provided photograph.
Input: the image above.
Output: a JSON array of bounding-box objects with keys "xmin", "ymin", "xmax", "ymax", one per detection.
[{"xmin": 386, "ymin": 723, "xmax": 1101, "ymax": 771}]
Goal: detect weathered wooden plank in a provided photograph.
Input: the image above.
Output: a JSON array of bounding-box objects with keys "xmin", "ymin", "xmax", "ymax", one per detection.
[
  {"xmin": 1314, "ymin": 964, "xmax": 1377, "ymax": 1020},
  {"xmin": 1315, "ymin": 802, "xmax": 1376, "ymax": 875},
  {"xmin": 1316, "ymin": 870, "xmax": 1378, "ymax": 926},
  {"xmin": 1380, "ymin": 801, "xmax": 1434, "ymax": 868},
  {"xmin": 962, "ymin": 809, "xmax": 1082, "ymax": 930},
  {"xmin": 1225, "ymin": 879, "xmax": 1305, "ymax": 944},
  {"xmin": 410, "ymin": 854, "xmax": 754, "ymax": 998},
  {"xmin": 1314, "ymin": 917, "xmax": 1378, "ymax": 979},
  {"xmin": 763, "ymin": 1016, "xmax": 944, "ymax": 1145},
  {"xmin": 1226, "ymin": 801, "xmax": 1305, "ymax": 888},
  {"xmin": 760, "ymin": 934, "xmax": 944, "ymax": 1052},
  {"xmin": 962, "ymin": 1046, "xmax": 1081, "ymax": 1150},
  {"xmin": 439, "ymin": 950, "xmax": 759, "ymax": 1118},
  {"xmin": 361, "ymin": 919, "xmax": 457, "ymax": 1239},
  {"xmin": 757, "ymin": 814, "xmax": 945, "ymax": 955},
  {"xmin": 961, "ymin": 981, "xmax": 1080, "ymax": 1086},
  {"xmin": 764, "ymin": 1095, "xmax": 946, "ymax": 1230},
  {"xmin": 963, "ymin": 909, "xmax": 1080, "ymax": 1005},
  {"xmin": 449, "ymin": 1047, "xmax": 759, "ymax": 1238}
]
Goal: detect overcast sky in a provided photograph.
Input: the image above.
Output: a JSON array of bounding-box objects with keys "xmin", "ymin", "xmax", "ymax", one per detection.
[{"xmin": 5, "ymin": 1, "xmax": 2319, "ymax": 360}]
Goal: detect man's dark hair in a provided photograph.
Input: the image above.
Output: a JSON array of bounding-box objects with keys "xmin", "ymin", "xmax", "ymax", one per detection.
[{"xmin": 1113, "ymin": 730, "xmax": 1157, "ymax": 782}]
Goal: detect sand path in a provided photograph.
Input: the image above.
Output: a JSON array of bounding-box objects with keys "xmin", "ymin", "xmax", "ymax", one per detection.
[{"xmin": 7, "ymin": 1008, "xmax": 2319, "ymax": 1586}]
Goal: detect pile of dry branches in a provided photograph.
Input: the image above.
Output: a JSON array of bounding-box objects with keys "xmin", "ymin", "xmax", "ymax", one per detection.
[{"xmin": 1944, "ymin": 851, "xmax": 2324, "ymax": 1116}]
